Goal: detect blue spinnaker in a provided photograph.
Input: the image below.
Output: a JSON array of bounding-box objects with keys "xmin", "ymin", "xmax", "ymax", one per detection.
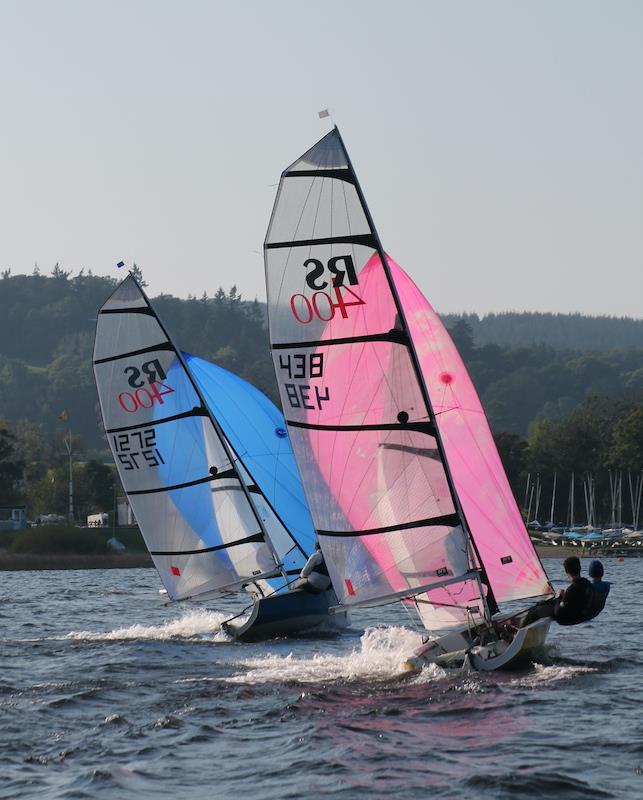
[{"xmin": 184, "ymin": 354, "xmax": 317, "ymax": 575}]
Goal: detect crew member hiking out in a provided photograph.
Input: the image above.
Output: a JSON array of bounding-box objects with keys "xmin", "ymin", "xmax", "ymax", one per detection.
[
  {"xmin": 296, "ymin": 542, "xmax": 331, "ymax": 594},
  {"xmin": 522, "ymin": 556, "xmax": 606, "ymax": 627},
  {"xmin": 585, "ymin": 559, "xmax": 610, "ymax": 620}
]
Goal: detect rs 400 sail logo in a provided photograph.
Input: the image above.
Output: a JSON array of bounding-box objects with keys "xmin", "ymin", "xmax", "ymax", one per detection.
[
  {"xmin": 290, "ymin": 255, "xmax": 365, "ymax": 323},
  {"xmin": 117, "ymin": 358, "xmax": 175, "ymax": 413}
]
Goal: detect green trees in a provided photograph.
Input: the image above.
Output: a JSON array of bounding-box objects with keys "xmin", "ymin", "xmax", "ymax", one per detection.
[
  {"xmin": 0, "ymin": 420, "xmax": 23, "ymax": 505},
  {"xmin": 0, "ymin": 269, "xmax": 640, "ymax": 526},
  {"xmin": 608, "ymin": 405, "xmax": 643, "ymax": 470},
  {"xmin": 504, "ymin": 397, "xmax": 643, "ymax": 525}
]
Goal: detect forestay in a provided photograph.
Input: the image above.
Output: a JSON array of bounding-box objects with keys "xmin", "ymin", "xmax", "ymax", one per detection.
[
  {"xmin": 264, "ymin": 128, "xmax": 552, "ymax": 625},
  {"xmin": 93, "ymin": 277, "xmax": 281, "ymax": 601}
]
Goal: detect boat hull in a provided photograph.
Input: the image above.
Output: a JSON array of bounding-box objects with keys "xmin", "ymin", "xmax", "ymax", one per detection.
[
  {"xmin": 225, "ymin": 588, "xmax": 348, "ymax": 642},
  {"xmin": 469, "ymin": 618, "xmax": 550, "ymax": 670},
  {"xmin": 404, "ymin": 617, "xmax": 551, "ymax": 673}
]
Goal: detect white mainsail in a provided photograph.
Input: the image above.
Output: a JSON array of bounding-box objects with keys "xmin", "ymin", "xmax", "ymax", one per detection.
[
  {"xmin": 93, "ymin": 276, "xmax": 282, "ymax": 601},
  {"xmin": 263, "ymin": 128, "xmax": 552, "ymax": 630}
]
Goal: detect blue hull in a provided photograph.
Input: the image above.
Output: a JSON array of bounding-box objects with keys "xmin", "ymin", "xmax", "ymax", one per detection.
[{"xmin": 226, "ymin": 589, "xmax": 348, "ymax": 642}]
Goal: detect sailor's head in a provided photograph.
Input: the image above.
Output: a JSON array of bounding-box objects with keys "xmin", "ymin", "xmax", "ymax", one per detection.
[
  {"xmin": 563, "ymin": 556, "xmax": 581, "ymax": 579},
  {"xmin": 315, "ymin": 541, "xmax": 321, "ymax": 550},
  {"xmin": 588, "ymin": 559, "xmax": 604, "ymax": 579}
]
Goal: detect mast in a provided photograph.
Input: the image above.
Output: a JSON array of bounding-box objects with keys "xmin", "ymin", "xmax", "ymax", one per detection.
[
  {"xmin": 549, "ymin": 472, "xmax": 557, "ymax": 527},
  {"xmin": 332, "ymin": 127, "xmax": 496, "ymax": 620},
  {"xmin": 523, "ymin": 473, "xmax": 531, "ymax": 519},
  {"xmin": 533, "ymin": 474, "xmax": 541, "ymax": 524}
]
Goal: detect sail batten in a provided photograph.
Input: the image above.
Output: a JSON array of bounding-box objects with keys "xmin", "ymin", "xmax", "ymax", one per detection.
[
  {"xmin": 150, "ymin": 531, "xmax": 264, "ymax": 556},
  {"xmin": 272, "ymin": 330, "xmax": 408, "ymax": 350},
  {"xmin": 316, "ymin": 513, "xmax": 461, "ymax": 537},
  {"xmin": 106, "ymin": 407, "xmax": 208, "ymax": 434},
  {"xmin": 93, "ymin": 341, "xmax": 174, "ymax": 365},
  {"xmin": 266, "ymin": 233, "xmax": 377, "ymax": 250}
]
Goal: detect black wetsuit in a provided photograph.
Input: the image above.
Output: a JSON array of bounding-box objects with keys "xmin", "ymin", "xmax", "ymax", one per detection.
[
  {"xmin": 555, "ymin": 577, "xmax": 594, "ymax": 626},
  {"xmin": 585, "ymin": 580, "xmax": 610, "ymax": 620},
  {"xmin": 522, "ymin": 576, "xmax": 609, "ymax": 628}
]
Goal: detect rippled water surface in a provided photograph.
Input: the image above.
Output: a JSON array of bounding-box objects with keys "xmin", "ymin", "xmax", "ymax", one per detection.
[{"xmin": 1, "ymin": 558, "xmax": 641, "ymax": 799}]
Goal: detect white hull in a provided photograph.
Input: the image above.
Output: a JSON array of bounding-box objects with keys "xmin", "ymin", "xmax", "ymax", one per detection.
[{"xmin": 404, "ymin": 617, "xmax": 551, "ymax": 674}]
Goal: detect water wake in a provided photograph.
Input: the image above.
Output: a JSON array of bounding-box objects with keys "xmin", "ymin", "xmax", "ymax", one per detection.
[
  {"xmin": 226, "ymin": 625, "xmax": 441, "ymax": 684},
  {"xmin": 65, "ymin": 609, "xmax": 234, "ymax": 642},
  {"xmin": 510, "ymin": 661, "xmax": 599, "ymax": 687}
]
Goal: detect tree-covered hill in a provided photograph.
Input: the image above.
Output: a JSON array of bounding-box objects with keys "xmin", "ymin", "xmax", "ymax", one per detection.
[
  {"xmin": 442, "ymin": 311, "xmax": 643, "ymax": 351},
  {"xmin": 0, "ymin": 268, "xmax": 641, "ymax": 451}
]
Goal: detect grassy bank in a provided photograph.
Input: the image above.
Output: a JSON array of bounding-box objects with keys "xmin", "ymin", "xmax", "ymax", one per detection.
[
  {"xmin": 0, "ymin": 524, "xmax": 152, "ymax": 570},
  {"xmin": 0, "ymin": 550, "xmax": 153, "ymax": 570}
]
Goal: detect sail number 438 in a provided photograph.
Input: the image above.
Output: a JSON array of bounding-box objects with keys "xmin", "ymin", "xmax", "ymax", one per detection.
[{"xmin": 278, "ymin": 353, "xmax": 330, "ymax": 410}]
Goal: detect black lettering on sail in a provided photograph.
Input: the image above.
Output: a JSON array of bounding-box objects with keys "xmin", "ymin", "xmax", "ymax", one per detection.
[
  {"xmin": 304, "ymin": 258, "xmax": 327, "ymax": 290},
  {"xmin": 327, "ymin": 255, "xmax": 358, "ymax": 287}
]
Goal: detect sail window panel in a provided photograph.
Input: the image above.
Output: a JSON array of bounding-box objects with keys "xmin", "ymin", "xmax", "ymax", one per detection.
[
  {"xmin": 128, "ymin": 485, "xmax": 238, "ymax": 594},
  {"xmin": 392, "ymin": 257, "xmax": 551, "ymax": 603},
  {"xmin": 125, "ymin": 465, "xmax": 239, "ymax": 554},
  {"xmin": 414, "ymin": 580, "xmax": 486, "ymax": 633},
  {"xmin": 266, "ymin": 175, "xmax": 369, "ymax": 246},
  {"xmin": 266, "ymin": 245, "xmax": 398, "ymax": 346},
  {"xmin": 209, "ymin": 479, "xmax": 265, "ymax": 550},
  {"xmin": 94, "ymin": 312, "xmax": 168, "ymax": 363},
  {"xmin": 286, "ymin": 129, "xmax": 349, "ymax": 172},
  {"xmin": 287, "ymin": 426, "xmax": 455, "ymax": 533},
  {"xmin": 127, "ymin": 479, "xmax": 273, "ymax": 601},
  {"xmin": 320, "ymin": 523, "xmax": 470, "ymax": 606}
]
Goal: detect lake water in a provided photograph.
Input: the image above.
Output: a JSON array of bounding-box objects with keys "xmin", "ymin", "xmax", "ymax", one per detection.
[{"xmin": 1, "ymin": 558, "xmax": 641, "ymax": 799}]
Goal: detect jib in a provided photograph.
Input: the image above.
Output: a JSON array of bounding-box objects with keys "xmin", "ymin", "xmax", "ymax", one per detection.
[
  {"xmin": 124, "ymin": 359, "xmax": 167, "ymax": 388},
  {"xmin": 304, "ymin": 255, "xmax": 358, "ymax": 290}
]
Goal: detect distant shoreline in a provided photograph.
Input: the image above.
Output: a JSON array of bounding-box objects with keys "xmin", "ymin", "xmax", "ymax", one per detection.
[
  {"xmin": 0, "ymin": 551, "xmax": 153, "ymax": 571},
  {"xmin": 0, "ymin": 545, "xmax": 635, "ymax": 572}
]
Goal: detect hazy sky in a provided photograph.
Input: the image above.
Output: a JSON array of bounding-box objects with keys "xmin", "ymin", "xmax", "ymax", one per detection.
[{"xmin": 1, "ymin": 0, "xmax": 641, "ymax": 316}]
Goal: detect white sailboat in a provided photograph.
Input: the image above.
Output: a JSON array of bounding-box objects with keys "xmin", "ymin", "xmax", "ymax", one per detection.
[
  {"xmin": 93, "ymin": 276, "xmax": 346, "ymax": 639},
  {"xmin": 263, "ymin": 127, "xmax": 555, "ymax": 671}
]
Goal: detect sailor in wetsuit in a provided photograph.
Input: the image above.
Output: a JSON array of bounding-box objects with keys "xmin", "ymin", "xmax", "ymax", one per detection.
[
  {"xmin": 522, "ymin": 556, "xmax": 595, "ymax": 626},
  {"xmin": 554, "ymin": 556, "xmax": 594, "ymax": 625},
  {"xmin": 296, "ymin": 542, "xmax": 331, "ymax": 594},
  {"xmin": 586, "ymin": 559, "xmax": 610, "ymax": 620}
]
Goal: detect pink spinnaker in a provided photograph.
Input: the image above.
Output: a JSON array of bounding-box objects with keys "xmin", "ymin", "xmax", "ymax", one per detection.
[{"xmin": 391, "ymin": 255, "xmax": 552, "ymax": 605}]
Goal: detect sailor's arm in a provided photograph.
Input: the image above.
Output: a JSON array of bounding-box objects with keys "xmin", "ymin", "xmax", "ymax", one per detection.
[{"xmin": 300, "ymin": 551, "xmax": 322, "ymax": 578}]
